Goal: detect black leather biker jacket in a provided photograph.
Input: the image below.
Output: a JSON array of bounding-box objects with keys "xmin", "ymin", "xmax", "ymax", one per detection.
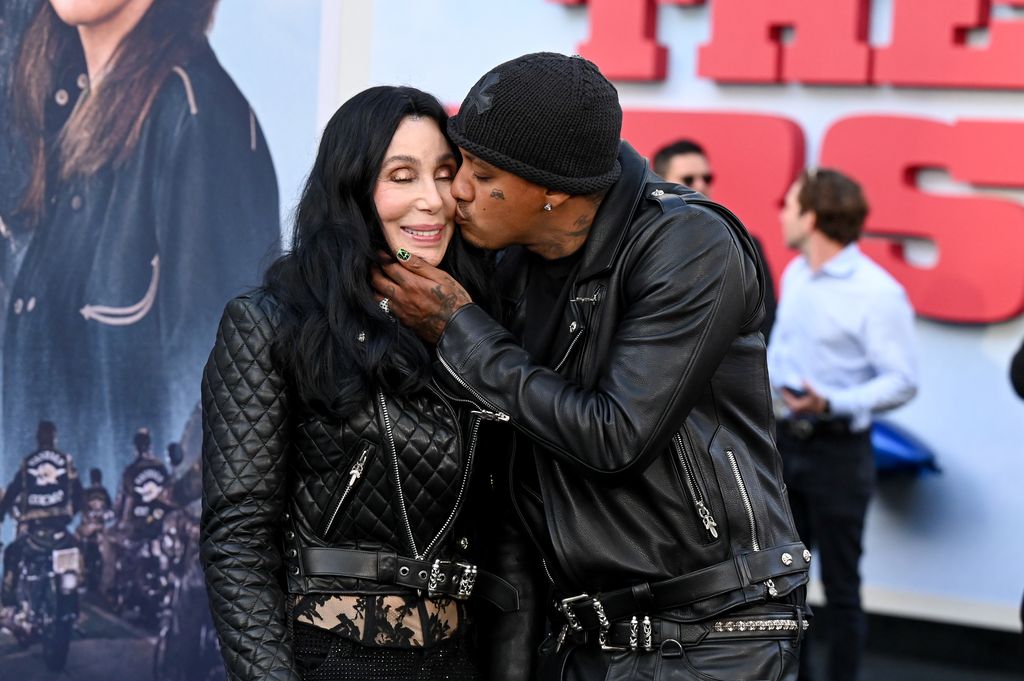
[
  {"xmin": 200, "ymin": 293, "xmax": 483, "ymax": 681},
  {"xmin": 436, "ymin": 142, "xmax": 808, "ymax": 619}
]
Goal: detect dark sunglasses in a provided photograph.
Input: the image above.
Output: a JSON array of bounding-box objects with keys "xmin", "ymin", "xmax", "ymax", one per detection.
[{"xmin": 682, "ymin": 173, "xmax": 714, "ymax": 187}]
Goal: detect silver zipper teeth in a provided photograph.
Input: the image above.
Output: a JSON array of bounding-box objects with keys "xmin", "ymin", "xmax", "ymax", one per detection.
[
  {"xmin": 540, "ymin": 556, "xmax": 557, "ymax": 585},
  {"xmin": 421, "ymin": 415, "xmax": 480, "ymax": 558},
  {"xmin": 322, "ymin": 445, "xmax": 370, "ymax": 537},
  {"xmin": 673, "ymin": 434, "xmax": 718, "ymax": 539},
  {"xmin": 437, "ymin": 353, "xmax": 509, "ymax": 421},
  {"xmin": 428, "ymin": 379, "xmax": 480, "ymax": 409},
  {"xmin": 725, "ymin": 448, "xmax": 759, "ymax": 551},
  {"xmin": 553, "ymin": 328, "xmax": 584, "ymax": 372},
  {"xmin": 378, "ymin": 390, "xmax": 421, "ymax": 559}
]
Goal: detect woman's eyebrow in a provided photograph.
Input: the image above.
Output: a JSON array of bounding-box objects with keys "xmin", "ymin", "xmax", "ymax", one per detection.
[{"xmin": 382, "ymin": 154, "xmax": 420, "ymax": 166}]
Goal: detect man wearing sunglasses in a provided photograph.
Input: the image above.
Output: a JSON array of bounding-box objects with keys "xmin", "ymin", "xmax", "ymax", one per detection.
[
  {"xmin": 653, "ymin": 138, "xmax": 777, "ymax": 337},
  {"xmin": 653, "ymin": 139, "xmax": 715, "ymax": 195}
]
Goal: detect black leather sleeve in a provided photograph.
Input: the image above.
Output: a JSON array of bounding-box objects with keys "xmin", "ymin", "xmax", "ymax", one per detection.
[
  {"xmin": 436, "ymin": 207, "xmax": 752, "ymax": 479},
  {"xmin": 200, "ymin": 295, "xmax": 300, "ymax": 681}
]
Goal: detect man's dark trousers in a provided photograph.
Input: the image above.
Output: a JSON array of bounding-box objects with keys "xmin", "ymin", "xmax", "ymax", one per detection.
[{"xmin": 779, "ymin": 425, "xmax": 875, "ymax": 681}]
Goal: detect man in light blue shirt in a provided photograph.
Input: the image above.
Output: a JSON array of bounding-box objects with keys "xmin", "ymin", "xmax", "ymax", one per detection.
[{"xmin": 768, "ymin": 168, "xmax": 917, "ymax": 681}]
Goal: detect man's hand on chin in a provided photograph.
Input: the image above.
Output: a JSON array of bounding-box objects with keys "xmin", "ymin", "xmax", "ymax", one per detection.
[{"xmin": 371, "ymin": 249, "xmax": 473, "ymax": 344}]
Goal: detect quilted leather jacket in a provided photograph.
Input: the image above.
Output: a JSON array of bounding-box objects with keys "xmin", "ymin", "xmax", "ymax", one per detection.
[
  {"xmin": 201, "ymin": 292, "xmax": 485, "ymax": 681},
  {"xmin": 435, "ymin": 143, "xmax": 808, "ymax": 628}
]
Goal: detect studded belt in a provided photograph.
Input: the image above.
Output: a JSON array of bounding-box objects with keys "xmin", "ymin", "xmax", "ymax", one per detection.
[
  {"xmin": 556, "ymin": 610, "xmax": 809, "ymax": 654},
  {"xmin": 550, "ymin": 542, "xmax": 811, "ymax": 638},
  {"xmin": 600, "ymin": 613, "xmax": 808, "ymax": 652}
]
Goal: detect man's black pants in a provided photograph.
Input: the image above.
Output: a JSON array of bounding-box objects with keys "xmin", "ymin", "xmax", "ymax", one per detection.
[{"xmin": 778, "ymin": 425, "xmax": 875, "ymax": 681}]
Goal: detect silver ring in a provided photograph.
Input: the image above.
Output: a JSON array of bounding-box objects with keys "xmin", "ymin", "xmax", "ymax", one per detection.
[{"xmin": 379, "ymin": 297, "xmax": 390, "ymax": 315}]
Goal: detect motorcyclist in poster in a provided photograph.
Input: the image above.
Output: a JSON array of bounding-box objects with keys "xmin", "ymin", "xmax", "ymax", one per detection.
[
  {"xmin": 0, "ymin": 420, "xmax": 83, "ymax": 609},
  {"xmin": 0, "ymin": 0, "xmax": 281, "ymax": 484},
  {"xmin": 113, "ymin": 427, "xmax": 169, "ymax": 539}
]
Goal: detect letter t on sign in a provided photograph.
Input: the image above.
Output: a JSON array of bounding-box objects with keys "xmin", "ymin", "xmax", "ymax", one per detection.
[{"xmin": 549, "ymin": 0, "xmax": 705, "ymax": 81}]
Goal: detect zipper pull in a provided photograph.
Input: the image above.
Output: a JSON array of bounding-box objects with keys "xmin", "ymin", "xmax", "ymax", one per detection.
[
  {"xmin": 348, "ymin": 447, "xmax": 369, "ymax": 486},
  {"xmin": 470, "ymin": 409, "xmax": 510, "ymax": 422},
  {"xmin": 697, "ymin": 502, "xmax": 720, "ymax": 539},
  {"xmin": 765, "ymin": 578, "xmax": 779, "ymax": 598}
]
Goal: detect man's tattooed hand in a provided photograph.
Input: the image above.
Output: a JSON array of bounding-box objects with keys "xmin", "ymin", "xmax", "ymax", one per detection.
[{"xmin": 371, "ymin": 252, "xmax": 473, "ymax": 344}]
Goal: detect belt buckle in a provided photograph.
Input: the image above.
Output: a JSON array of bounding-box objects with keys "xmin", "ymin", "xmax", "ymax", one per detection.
[
  {"xmin": 557, "ymin": 593, "xmax": 590, "ymax": 632},
  {"xmin": 427, "ymin": 559, "xmax": 478, "ymax": 600},
  {"xmin": 454, "ymin": 561, "xmax": 477, "ymax": 599},
  {"xmin": 594, "ymin": 598, "xmax": 628, "ymax": 651}
]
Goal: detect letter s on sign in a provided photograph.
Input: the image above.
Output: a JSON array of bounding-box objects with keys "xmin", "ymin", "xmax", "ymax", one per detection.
[{"xmin": 821, "ymin": 115, "xmax": 1024, "ymax": 324}]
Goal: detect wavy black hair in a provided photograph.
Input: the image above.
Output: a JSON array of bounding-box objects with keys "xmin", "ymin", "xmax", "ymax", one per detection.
[
  {"xmin": 14, "ymin": 0, "xmax": 219, "ymax": 227},
  {"xmin": 263, "ymin": 86, "xmax": 494, "ymax": 419}
]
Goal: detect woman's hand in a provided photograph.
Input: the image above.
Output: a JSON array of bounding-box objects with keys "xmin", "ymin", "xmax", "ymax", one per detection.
[{"xmin": 371, "ymin": 251, "xmax": 473, "ymax": 343}]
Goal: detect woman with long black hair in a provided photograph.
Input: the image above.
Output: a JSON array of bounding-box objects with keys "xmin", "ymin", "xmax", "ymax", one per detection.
[
  {"xmin": 2, "ymin": 0, "xmax": 279, "ymax": 475},
  {"xmin": 201, "ymin": 86, "xmax": 508, "ymax": 681}
]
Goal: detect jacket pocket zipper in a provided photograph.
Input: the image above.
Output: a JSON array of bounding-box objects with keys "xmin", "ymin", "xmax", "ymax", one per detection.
[
  {"xmin": 553, "ymin": 325, "xmax": 585, "ymax": 373},
  {"xmin": 672, "ymin": 433, "xmax": 719, "ymax": 540},
  {"xmin": 725, "ymin": 448, "xmax": 760, "ymax": 552},
  {"xmin": 320, "ymin": 444, "xmax": 371, "ymax": 538}
]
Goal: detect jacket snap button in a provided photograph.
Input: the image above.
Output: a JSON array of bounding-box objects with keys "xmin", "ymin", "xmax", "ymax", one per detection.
[
  {"xmin": 291, "ymin": 566, "xmax": 300, "ymax": 575},
  {"xmin": 651, "ymin": 189, "xmax": 665, "ymax": 197},
  {"xmin": 781, "ymin": 552, "xmax": 793, "ymax": 566},
  {"xmin": 286, "ymin": 549, "xmax": 297, "ymax": 558},
  {"xmin": 70, "ymin": 195, "xmax": 83, "ymax": 211},
  {"xmin": 13, "ymin": 298, "xmax": 24, "ymax": 315},
  {"xmin": 55, "ymin": 88, "xmax": 69, "ymax": 106},
  {"xmin": 77, "ymin": 73, "xmax": 88, "ymax": 89},
  {"xmin": 569, "ymin": 321, "xmax": 577, "ymax": 333},
  {"xmin": 285, "ymin": 531, "xmax": 295, "ymax": 541},
  {"xmin": 803, "ymin": 549, "xmax": 812, "ymax": 563},
  {"xmin": 459, "ymin": 537, "xmax": 469, "ymax": 550},
  {"xmin": 26, "ymin": 297, "xmax": 36, "ymax": 312}
]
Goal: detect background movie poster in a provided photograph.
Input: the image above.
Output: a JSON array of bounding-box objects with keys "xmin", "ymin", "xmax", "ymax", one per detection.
[{"xmin": 0, "ymin": 1, "xmax": 319, "ymax": 677}]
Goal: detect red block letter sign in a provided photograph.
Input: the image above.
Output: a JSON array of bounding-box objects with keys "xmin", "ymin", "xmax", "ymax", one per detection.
[
  {"xmin": 548, "ymin": 0, "xmax": 704, "ymax": 81},
  {"xmin": 875, "ymin": 0, "xmax": 1024, "ymax": 89},
  {"xmin": 821, "ymin": 116, "xmax": 1024, "ymax": 323},
  {"xmin": 622, "ymin": 110, "xmax": 805, "ymax": 286},
  {"xmin": 698, "ymin": 0, "xmax": 871, "ymax": 84}
]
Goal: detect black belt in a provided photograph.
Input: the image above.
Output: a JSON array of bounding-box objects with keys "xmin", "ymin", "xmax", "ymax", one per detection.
[
  {"xmin": 563, "ymin": 610, "xmax": 809, "ymax": 652},
  {"xmin": 552, "ymin": 542, "xmax": 809, "ymax": 633},
  {"xmin": 299, "ymin": 546, "xmax": 519, "ymax": 613},
  {"xmin": 781, "ymin": 417, "xmax": 858, "ymax": 440}
]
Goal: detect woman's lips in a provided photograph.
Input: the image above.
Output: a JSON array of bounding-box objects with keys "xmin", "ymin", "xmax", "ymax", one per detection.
[{"xmin": 401, "ymin": 224, "xmax": 446, "ymax": 242}]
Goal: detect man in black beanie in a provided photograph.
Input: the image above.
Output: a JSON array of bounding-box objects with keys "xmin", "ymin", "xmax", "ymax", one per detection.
[{"xmin": 374, "ymin": 52, "xmax": 809, "ymax": 681}]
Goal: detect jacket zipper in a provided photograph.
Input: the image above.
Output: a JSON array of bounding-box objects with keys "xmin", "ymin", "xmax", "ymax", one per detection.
[
  {"xmin": 436, "ymin": 353, "xmax": 509, "ymax": 421},
  {"xmin": 379, "ymin": 387, "xmax": 484, "ymax": 561},
  {"xmin": 377, "ymin": 390, "xmax": 421, "ymax": 558},
  {"xmin": 321, "ymin": 445, "xmax": 370, "ymax": 538},
  {"xmin": 420, "ymin": 414, "xmax": 480, "ymax": 558},
  {"xmin": 672, "ymin": 434, "xmax": 718, "ymax": 540}
]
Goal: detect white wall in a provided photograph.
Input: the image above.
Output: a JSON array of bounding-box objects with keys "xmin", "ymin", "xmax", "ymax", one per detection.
[{"xmin": 210, "ymin": 0, "xmax": 323, "ymax": 242}]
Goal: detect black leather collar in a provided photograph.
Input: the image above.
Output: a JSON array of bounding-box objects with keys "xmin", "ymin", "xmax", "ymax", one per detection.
[{"xmin": 575, "ymin": 141, "xmax": 651, "ymax": 283}]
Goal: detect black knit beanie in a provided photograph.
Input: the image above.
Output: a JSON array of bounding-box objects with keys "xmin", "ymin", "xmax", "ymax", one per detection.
[{"xmin": 448, "ymin": 52, "xmax": 622, "ymax": 195}]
